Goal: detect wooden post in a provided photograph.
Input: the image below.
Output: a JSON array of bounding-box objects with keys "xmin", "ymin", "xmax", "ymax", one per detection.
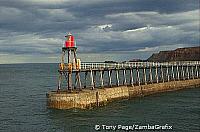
[
  {"xmin": 57, "ymin": 51, "xmax": 65, "ymax": 91},
  {"xmin": 108, "ymin": 70, "xmax": 112, "ymax": 87},
  {"xmin": 176, "ymin": 64, "xmax": 180, "ymax": 80},
  {"xmin": 149, "ymin": 65, "xmax": 153, "ymax": 84},
  {"xmin": 130, "ymin": 68, "xmax": 134, "ymax": 86},
  {"xmin": 191, "ymin": 65, "xmax": 194, "ymax": 79},
  {"xmin": 143, "ymin": 66, "xmax": 147, "ymax": 85},
  {"xmin": 74, "ymin": 71, "xmax": 82, "ymax": 90},
  {"xmin": 74, "ymin": 71, "xmax": 78, "ymax": 89},
  {"xmin": 67, "ymin": 50, "xmax": 72, "ymax": 91},
  {"xmin": 136, "ymin": 66, "xmax": 140, "ymax": 86},
  {"xmin": 155, "ymin": 63, "xmax": 159, "ymax": 83},
  {"xmin": 171, "ymin": 64, "xmax": 175, "ymax": 81},
  {"xmin": 116, "ymin": 69, "xmax": 120, "ymax": 86},
  {"xmin": 78, "ymin": 71, "xmax": 82, "ymax": 90},
  {"xmin": 198, "ymin": 62, "xmax": 199, "ymax": 78},
  {"xmin": 84, "ymin": 71, "xmax": 88, "ymax": 88},
  {"xmin": 123, "ymin": 69, "xmax": 127, "ymax": 85},
  {"xmin": 93, "ymin": 71, "xmax": 97, "ymax": 88},
  {"xmin": 186, "ymin": 64, "xmax": 189, "ymax": 79},
  {"xmin": 181, "ymin": 65, "xmax": 185, "ymax": 80},
  {"xmin": 166, "ymin": 63, "xmax": 169, "ymax": 82},
  {"xmin": 161, "ymin": 65, "xmax": 164, "ymax": 83},
  {"xmin": 72, "ymin": 49, "xmax": 78, "ymax": 91},
  {"xmin": 196, "ymin": 64, "xmax": 199, "ymax": 78},
  {"xmin": 68, "ymin": 72, "xmax": 72, "ymax": 91},
  {"xmin": 57, "ymin": 73, "xmax": 62, "ymax": 91},
  {"xmin": 100, "ymin": 70, "xmax": 104, "ymax": 88},
  {"xmin": 90, "ymin": 70, "xmax": 94, "ymax": 90}
]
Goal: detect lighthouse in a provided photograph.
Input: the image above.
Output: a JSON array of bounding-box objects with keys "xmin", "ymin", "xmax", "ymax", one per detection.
[
  {"xmin": 65, "ymin": 33, "xmax": 76, "ymax": 48},
  {"xmin": 58, "ymin": 33, "xmax": 81, "ymax": 92}
]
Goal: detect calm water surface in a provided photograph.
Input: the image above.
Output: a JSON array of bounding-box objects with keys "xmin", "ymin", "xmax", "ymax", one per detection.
[{"xmin": 0, "ymin": 63, "xmax": 199, "ymax": 132}]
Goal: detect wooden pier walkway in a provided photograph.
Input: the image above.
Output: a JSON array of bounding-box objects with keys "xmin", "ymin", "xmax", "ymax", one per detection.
[{"xmin": 57, "ymin": 61, "xmax": 200, "ymax": 91}]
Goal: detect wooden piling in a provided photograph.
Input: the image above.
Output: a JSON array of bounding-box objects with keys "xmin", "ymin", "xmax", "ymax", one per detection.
[
  {"xmin": 123, "ymin": 69, "xmax": 127, "ymax": 85},
  {"xmin": 176, "ymin": 65, "xmax": 180, "ymax": 81},
  {"xmin": 149, "ymin": 65, "xmax": 153, "ymax": 84},
  {"xmin": 130, "ymin": 68, "xmax": 134, "ymax": 86},
  {"xmin": 90, "ymin": 70, "xmax": 94, "ymax": 90},
  {"xmin": 186, "ymin": 64, "xmax": 189, "ymax": 79},
  {"xmin": 84, "ymin": 72, "xmax": 88, "ymax": 88},
  {"xmin": 100, "ymin": 70, "xmax": 104, "ymax": 88},
  {"xmin": 108, "ymin": 70, "xmax": 112, "ymax": 87},
  {"xmin": 74, "ymin": 71, "xmax": 78, "ymax": 89},
  {"xmin": 57, "ymin": 73, "xmax": 62, "ymax": 91},
  {"xmin": 171, "ymin": 64, "xmax": 175, "ymax": 81},
  {"xmin": 74, "ymin": 71, "xmax": 82, "ymax": 90},
  {"xmin": 155, "ymin": 63, "xmax": 159, "ymax": 83},
  {"xmin": 196, "ymin": 64, "xmax": 199, "ymax": 78},
  {"xmin": 116, "ymin": 69, "xmax": 120, "ymax": 86},
  {"xmin": 181, "ymin": 65, "xmax": 185, "ymax": 80},
  {"xmin": 143, "ymin": 66, "xmax": 147, "ymax": 85},
  {"xmin": 93, "ymin": 71, "xmax": 96, "ymax": 88},
  {"xmin": 191, "ymin": 66, "xmax": 194, "ymax": 79},
  {"xmin": 161, "ymin": 65, "xmax": 164, "ymax": 83},
  {"xmin": 136, "ymin": 66, "xmax": 140, "ymax": 86},
  {"xmin": 166, "ymin": 63, "xmax": 170, "ymax": 82}
]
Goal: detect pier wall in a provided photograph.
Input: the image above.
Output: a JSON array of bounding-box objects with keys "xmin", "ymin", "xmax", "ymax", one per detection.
[{"xmin": 47, "ymin": 78, "xmax": 200, "ymax": 109}]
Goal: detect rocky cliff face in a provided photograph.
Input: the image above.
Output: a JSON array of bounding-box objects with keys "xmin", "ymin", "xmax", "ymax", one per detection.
[{"xmin": 147, "ymin": 47, "xmax": 200, "ymax": 62}]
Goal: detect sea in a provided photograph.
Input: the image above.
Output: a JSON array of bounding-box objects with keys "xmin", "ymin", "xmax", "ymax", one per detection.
[{"xmin": 0, "ymin": 63, "xmax": 199, "ymax": 132}]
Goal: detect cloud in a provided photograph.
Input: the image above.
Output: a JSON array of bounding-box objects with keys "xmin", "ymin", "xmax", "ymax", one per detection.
[{"xmin": 0, "ymin": 0, "xmax": 199, "ymax": 63}]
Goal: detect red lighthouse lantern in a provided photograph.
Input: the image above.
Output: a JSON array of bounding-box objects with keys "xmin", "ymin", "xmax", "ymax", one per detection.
[{"xmin": 65, "ymin": 33, "xmax": 75, "ymax": 48}]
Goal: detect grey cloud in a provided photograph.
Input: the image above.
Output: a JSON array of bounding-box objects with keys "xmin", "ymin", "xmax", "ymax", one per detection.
[{"xmin": 0, "ymin": 0, "xmax": 199, "ymax": 63}]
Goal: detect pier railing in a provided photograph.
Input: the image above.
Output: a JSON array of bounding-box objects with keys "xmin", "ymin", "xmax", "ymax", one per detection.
[
  {"xmin": 57, "ymin": 61, "xmax": 200, "ymax": 91},
  {"xmin": 80, "ymin": 61, "xmax": 200, "ymax": 69}
]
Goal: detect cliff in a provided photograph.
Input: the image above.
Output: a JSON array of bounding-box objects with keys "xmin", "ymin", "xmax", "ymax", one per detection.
[{"xmin": 147, "ymin": 46, "xmax": 200, "ymax": 62}]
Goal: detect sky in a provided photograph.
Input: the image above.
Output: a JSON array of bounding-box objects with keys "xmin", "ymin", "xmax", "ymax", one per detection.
[{"xmin": 0, "ymin": 0, "xmax": 199, "ymax": 64}]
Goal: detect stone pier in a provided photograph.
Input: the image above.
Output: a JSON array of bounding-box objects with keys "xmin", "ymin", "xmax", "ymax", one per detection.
[{"xmin": 47, "ymin": 78, "xmax": 200, "ymax": 109}]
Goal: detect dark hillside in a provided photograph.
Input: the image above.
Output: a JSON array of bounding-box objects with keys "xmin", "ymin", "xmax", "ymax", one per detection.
[{"xmin": 147, "ymin": 47, "xmax": 200, "ymax": 62}]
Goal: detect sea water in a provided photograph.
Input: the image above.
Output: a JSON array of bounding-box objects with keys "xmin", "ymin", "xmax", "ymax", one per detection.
[{"xmin": 0, "ymin": 63, "xmax": 199, "ymax": 132}]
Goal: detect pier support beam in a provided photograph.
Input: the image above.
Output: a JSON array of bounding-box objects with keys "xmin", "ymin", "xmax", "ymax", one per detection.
[
  {"xmin": 161, "ymin": 65, "xmax": 164, "ymax": 83},
  {"xmin": 74, "ymin": 71, "xmax": 82, "ymax": 90},
  {"xmin": 90, "ymin": 70, "xmax": 94, "ymax": 90},
  {"xmin": 171, "ymin": 65, "xmax": 175, "ymax": 81},
  {"xmin": 166, "ymin": 64, "xmax": 170, "ymax": 82},
  {"xmin": 108, "ymin": 70, "xmax": 112, "ymax": 87},
  {"xmin": 143, "ymin": 66, "xmax": 147, "ymax": 85},
  {"xmin": 130, "ymin": 68, "xmax": 134, "ymax": 86},
  {"xmin": 123, "ymin": 69, "xmax": 127, "ymax": 85},
  {"xmin": 191, "ymin": 66, "xmax": 194, "ymax": 79},
  {"xmin": 186, "ymin": 64, "xmax": 189, "ymax": 79},
  {"xmin": 57, "ymin": 73, "xmax": 62, "ymax": 91},
  {"xmin": 100, "ymin": 70, "xmax": 104, "ymax": 88},
  {"xmin": 155, "ymin": 63, "xmax": 159, "ymax": 83},
  {"xmin": 136, "ymin": 66, "xmax": 140, "ymax": 86},
  {"xmin": 93, "ymin": 71, "xmax": 97, "ymax": 88},
  {"xmin": 84, "ymin": 72, "xmax": 88, "ymax": 88},
  {"xmin": 176, "ymin": 65, "xmax": 180, "ymax": 81},
  {"xmin": 149, "ymin": 66, "xmax": 153, "ymax": 84},
  {"xmin": 116, "ymin": 69, "xmax": 120, "ymax": 86},
  {"xmin": 68, "ymin": 72, "xmax": 73, "ymax": 91},
  {"xmin": 195, "ymin": 64, "xmax": 199, "ymax": 78},
  {"xmin": 181, "ymin": 65, "xmax": 185, "ymax": 80}
]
